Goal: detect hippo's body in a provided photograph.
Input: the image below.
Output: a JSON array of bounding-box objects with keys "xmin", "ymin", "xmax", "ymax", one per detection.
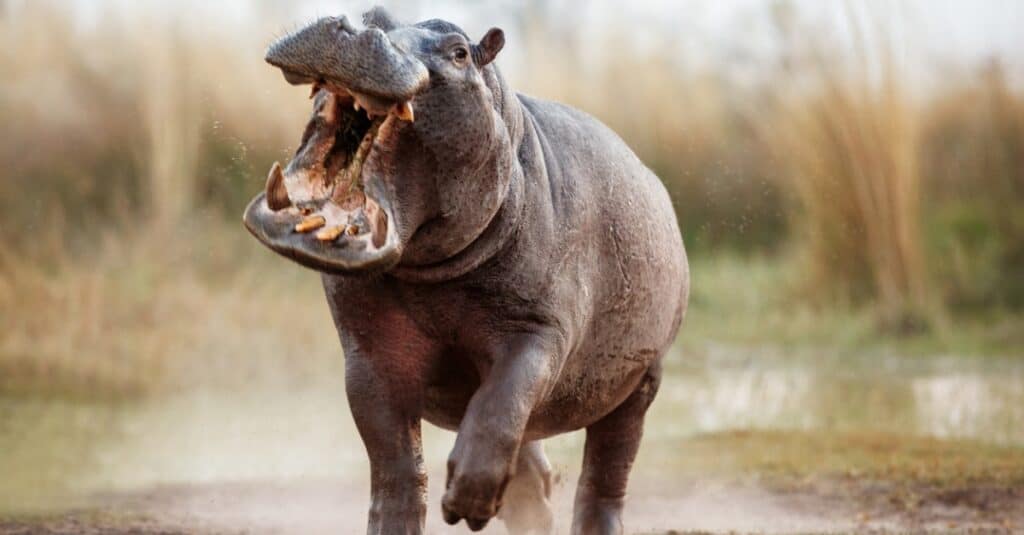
[{"xmin": 244, "ymin": 8, "xmax": 687, "ymax": 534}]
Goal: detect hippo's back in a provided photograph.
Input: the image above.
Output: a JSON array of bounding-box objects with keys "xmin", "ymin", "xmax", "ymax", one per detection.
[{"xmin": 518, "ymin": 95, "xmax": 688, "ymax": 434}]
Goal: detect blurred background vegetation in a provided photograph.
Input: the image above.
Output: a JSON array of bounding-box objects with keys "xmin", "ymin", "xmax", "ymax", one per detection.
[
  {"xmin": 1, "ymin": 1, "xmax": 1023, "ymax": 528},
  {"xmin": 3, "ymin": 0, "xmax": 1021, "ymax": 397}
]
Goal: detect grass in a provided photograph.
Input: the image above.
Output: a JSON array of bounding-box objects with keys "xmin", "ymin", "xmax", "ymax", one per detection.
[
  {"xmin": 3, "ymin": 242, "xmax": 1020, "ymax": 399},
  {"xmin": 0, "ymin": 224, "xmax": 344, "ymax": 398},
  {"xmin": 664, "ymin": 430, "xmax": 1024, "ymax": 486},
  {"xmin": 761, "ymin": 9, "xmax": 932, "ymax": 330},
  {"xmin": 684, "ymin": 253, "xmax": 1024, "ymax": 358},
  {"xmin": 3, "ymin": 234, "xmax": 1021, "ymax": 399}
]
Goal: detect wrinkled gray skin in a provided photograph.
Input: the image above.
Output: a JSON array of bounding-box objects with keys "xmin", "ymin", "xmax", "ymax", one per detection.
[{"xmin": 244, "ymin": 7, "xmax": 688, "ymax": 535}]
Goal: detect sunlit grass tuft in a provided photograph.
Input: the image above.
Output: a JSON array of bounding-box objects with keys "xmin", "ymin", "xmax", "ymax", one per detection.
[{"xmin": 0, "ymin": 225, "xmax": 341, "ymax": 397}]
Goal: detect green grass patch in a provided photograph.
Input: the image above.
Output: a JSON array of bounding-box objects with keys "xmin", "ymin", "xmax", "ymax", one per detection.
[
  {"xmin": 665, "ymin": 429, "xmax": 1024, "ymax": 487},
  {"xmin": 684, "ymin": 253, "xmax": 1024, "ymax": 357}
]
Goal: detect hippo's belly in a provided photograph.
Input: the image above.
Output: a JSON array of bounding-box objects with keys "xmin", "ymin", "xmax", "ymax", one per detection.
[
  {"xmin": 420, "ymin": 346, "xmax": 650, "ymax": 438},
  {"xmin": 525, "ymin": 170, "xmax": 688, "ymax": 437},
  {"xmin": 421, "ymin": 166, "xmax": 687, "ymax": 437}
]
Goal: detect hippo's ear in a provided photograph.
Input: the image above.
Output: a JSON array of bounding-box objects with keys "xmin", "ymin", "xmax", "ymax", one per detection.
[
  {"xmin": 363, "ymin": 6, "xmax": 401, "ymax": 31},
  {"xmin": 472, "ymin": 28, "xmax": 505, "ymax": 67}
]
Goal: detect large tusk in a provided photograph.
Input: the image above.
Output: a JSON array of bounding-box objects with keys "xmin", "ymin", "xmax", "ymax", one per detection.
[
  {"xmin": 394, "ymin": 101, "xmax": 414, "ymax": 122},
  {"xmin": 265, "ymin": 161, "xmax": 291, "ymax": 211}
]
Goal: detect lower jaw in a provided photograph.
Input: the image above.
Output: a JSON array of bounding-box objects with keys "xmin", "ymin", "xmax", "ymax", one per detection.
[{"xmin": 242, "ymin": 191, "xmax": 401, "ymax": 275}]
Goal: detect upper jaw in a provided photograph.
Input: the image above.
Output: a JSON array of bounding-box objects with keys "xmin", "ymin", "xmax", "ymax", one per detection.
[{"xmin": 264, "ymin": 15, "xmax": 428, "ymax": 103}]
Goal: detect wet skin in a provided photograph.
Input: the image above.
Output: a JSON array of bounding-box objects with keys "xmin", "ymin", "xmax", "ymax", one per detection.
[{"xmin": 244, "ymin": 7, "xmax": 688, "ymax": 534}]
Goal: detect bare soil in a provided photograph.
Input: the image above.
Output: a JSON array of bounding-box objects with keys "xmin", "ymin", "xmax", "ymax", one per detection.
[{"xmin": 2, "ymin": 473, "xmax": 1020, "ymax": 534}]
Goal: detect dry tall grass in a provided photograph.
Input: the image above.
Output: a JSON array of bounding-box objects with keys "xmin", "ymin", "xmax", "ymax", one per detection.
[
  {"xmin": 764, "ymin": 17, "xmax": 930, "ymax": 328},
  {"xmin": 1, "ymin": 1, "xmax": 1023, "ymax": 394},
  {"xmin": 0, "ymin": 224, "xmax": 343, "ymax": 396},
  {"xmin": 0, "ymin": 2, "xmax": 307, "ymax": 243},
  {"xmin": 0, "ymin": 3, "xmax": 331, "ymax": 394}
]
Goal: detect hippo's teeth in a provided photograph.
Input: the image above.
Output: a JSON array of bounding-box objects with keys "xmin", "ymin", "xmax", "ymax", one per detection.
[
  {"xmin": 265, "ymin": 161, "xmax": 291, "ymax": 211},
  {"xmin": 353, "ymin": 101, "xmax": 361, "ymax": 111},
  {"xmin": 394, "ymin": 101, "xmax": 414, "ymax": 122},
  {"xmin": 295, "ymin": 214, "xmax": 326, "ymax": 233},
  {"xmin": 315, "ymin": 225, "xmax": 345, "ymax": 241},
  {"xmin": 309, "ymin": 82, "xmax": 321, "ymax": 99},
  {"xmin": 347, "ymin": 224, "xmax": 360, "ymax": 236}
]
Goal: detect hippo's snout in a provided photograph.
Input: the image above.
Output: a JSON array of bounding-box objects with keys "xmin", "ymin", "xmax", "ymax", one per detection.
[{"xmin": 264, "ymin": 15, "xmax": 428, "ymax": 103}]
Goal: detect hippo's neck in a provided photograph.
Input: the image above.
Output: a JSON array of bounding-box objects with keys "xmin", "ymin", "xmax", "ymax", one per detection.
[
  {"xmin": 389, "ymin": 166, "xmax": 524, "ymax": 283},
  {"xmin": 388, "ymin": 82, "xmax": 528, "ymax": 283}
]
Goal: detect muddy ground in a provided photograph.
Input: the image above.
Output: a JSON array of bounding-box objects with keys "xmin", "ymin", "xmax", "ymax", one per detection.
[
  {"xmin": 3, "ymin": 353, "xmax": 1022, "ymax": 535},
  {"xmin": 2, "ymin": 471, "xmax": 1021, "ymax": 534}
]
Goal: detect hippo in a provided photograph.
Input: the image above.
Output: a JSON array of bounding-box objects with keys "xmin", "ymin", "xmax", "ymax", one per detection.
[{"xmin": 243, "ymin": 7, "xmax": 688, "ymax": 534}]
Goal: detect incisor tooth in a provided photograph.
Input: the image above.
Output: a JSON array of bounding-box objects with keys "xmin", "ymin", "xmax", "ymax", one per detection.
[
  {"xmin": 395, "ymin": 101, "xmax": 414, "ymax": 122},
  {"xmin": 295, "ymin": 215, "xmax": 326, "ymax": 233},
  {"xmin": 315, "ymin": 225, "xmax": 344, "ymax": 241}
]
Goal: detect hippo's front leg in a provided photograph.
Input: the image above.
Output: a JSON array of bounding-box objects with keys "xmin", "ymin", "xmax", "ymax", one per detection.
[
  {"xmin": 442, "ymin": 333, "xmax": 558, "ymax": 531},
  {"xmin": 341, "ymin": 318, "xmax": 437, "ymax": 535}
]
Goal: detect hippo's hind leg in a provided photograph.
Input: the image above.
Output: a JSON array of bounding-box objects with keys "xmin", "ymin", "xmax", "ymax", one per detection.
[
  {"xmin": 499, "ymin": 440, "xmax": 554, "ymax": 534},
  {"xmin": 570, "ymin": 363, "xmax": 662, "ymax": 535}
]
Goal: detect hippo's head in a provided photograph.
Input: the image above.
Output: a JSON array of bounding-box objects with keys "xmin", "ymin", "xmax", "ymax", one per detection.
[{"xmin": 243, "ymin": 7, "xmax": 511, "ymax": 275}]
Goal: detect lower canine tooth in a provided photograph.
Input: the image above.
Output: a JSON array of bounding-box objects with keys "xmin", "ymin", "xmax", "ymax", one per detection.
[
  {"xmin": 295, "ymin": 215, "xmax": 326, "ymax": 233},
  {"xmin": 265, "ymin": 161, "xmax": 291, "ymax": 211},
  {"xmin": 315, "ymin": 225, "xmax": 344, "ymax": 241}
]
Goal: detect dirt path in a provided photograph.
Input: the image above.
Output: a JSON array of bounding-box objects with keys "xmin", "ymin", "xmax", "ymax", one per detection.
[{"xmin": 3, "ymin": 471, "xmax": 1021, "ymax": 534}]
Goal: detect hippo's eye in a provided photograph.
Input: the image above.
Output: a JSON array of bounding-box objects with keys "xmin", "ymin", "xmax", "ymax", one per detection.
[{"xmin": 452, "ymin": 46, "xmax": 470, "ymax": 63}]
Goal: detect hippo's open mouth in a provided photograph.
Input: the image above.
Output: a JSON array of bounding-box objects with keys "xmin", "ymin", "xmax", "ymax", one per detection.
[{"xmin": 243, "ymin": 84, "xmax": 413, "ymax": 274}]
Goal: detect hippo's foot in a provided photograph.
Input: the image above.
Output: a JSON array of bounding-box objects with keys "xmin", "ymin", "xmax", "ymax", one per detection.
[
  {"xmin": 571, "ymin": 365, "xmax": 662, "ymax": 535},
  {"xmin": 441, "ymin": 448, "xmax": 511, "ymax": 531},
  {"xmin": 570, "ymin": 496, "xmax": 625, "ymax": 535},
  {"xmin": 441, "ymin": 333, "xmax": 557, "ymax": 532},
  {"xmin": 499, "ymin": 441, "xmax": 554, "ymax": 534}
]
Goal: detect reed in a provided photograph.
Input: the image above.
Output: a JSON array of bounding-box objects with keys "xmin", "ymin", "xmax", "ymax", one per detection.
[{"xmin": 760, "ymin": 10, "xmax": 931, "ymax": 329}]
